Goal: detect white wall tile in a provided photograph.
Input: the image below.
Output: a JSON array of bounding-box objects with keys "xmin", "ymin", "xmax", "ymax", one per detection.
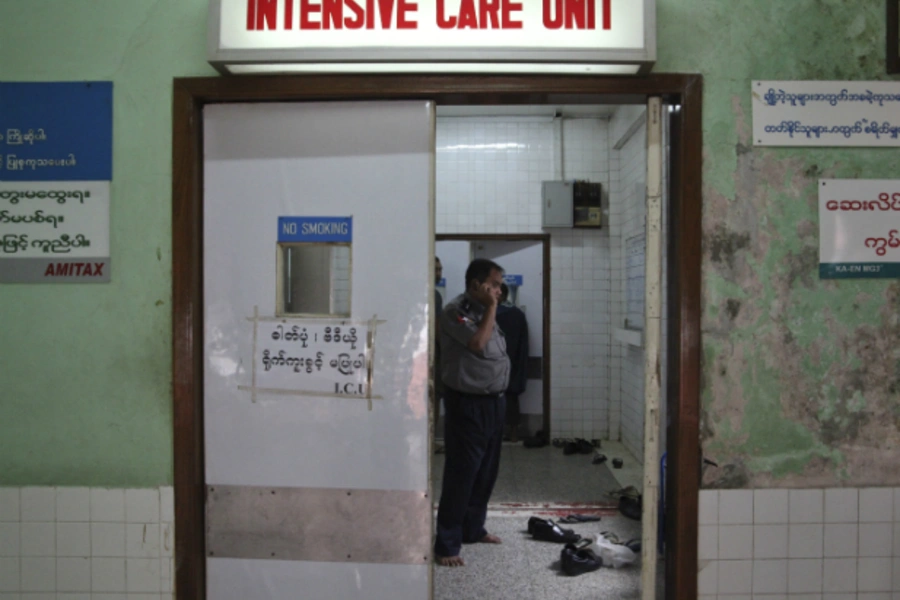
[
  {"xmin": 91, "ymin": 558, "xmax": 125, "ymax": 592},
  {"xmin": 859, "ymin": 522, "xmax": 893, "ymax": 557},
  {"xmin": 858, "ymin": 556, "xmax": 892, "ymax": 592},
  {"xmin": 857, "ymin": 593, "xmax": 892, "ymax": 600},
  {"xmin": 717, "ymin": 559, "xmax": 752, "ymax": 594},
  {"xmin": 787, "ymin": 558, "xmax": 823, "ymax": 593},
  {"xmin": 19, "ymin": 490, "xmax": 53, "ymax": 523},
  {"xmin": 55, "ymin": 489, "xmax": 90, "ymax": 523},
  {"xmin": 0, "ymin": 557, "xmax": 18, "ymax": 591},
  {"xmin": 754, "ymin": 489, "xmax": 788, "ymax": 524},
  {"xmin": 699, "ymin": 525, "xmax": 717, "ymax": 560},
  {"xmin": 824, "ymin": 523, "xmax": 858, "ymax": 558},
  {"xmin": 822, "ymin": 557, "xmax": 857, "ymax": 593},
  {"xmin": 754, "ymin": 524, "xmax": 788, "ymax": 559},
  {"xmin": 159, "ymin": 523, "xmax": 175, "ymax": 558},
  {"xmin": 893, "ymin": 557, "xmax": 900, "ymax": 594},
  {"xmin": 91, "ymin": 523, "xmax": 125, "ymax": 558},
  {"xmin": 90, "ymin": 490, "xmax": 125, "ymax": 523},
  {"xmin": 860, "ymin": 488, "xmax": 893, "ymax": 523},
  {"xmin": 0, "ymin": 491, "xmax": 19, "ymax": 523},
  {"xmin": 719, "ymin": 525, "xmax": 753, "ymax": 559},
  {"xmin": 752, "ymin": 558, "xmax": 787, "ymax": 593},
  {"xmin": 159, "ymin": 488, "xmax": 174, "ymax": 523},
  {"xmin": 19, "ymin": 524, "xmax": 54, "ymax": 557},
  {"xmin": 125, "ymin": 491, "xmax": 159, "ymax": 524},
  {"xmin": 699, "ymin": 561, "xmax": 718, "ymax": 596},
  {"xmin": 56, "ymin": 557, "xmax": 90, "ymax": 592},
  {"xmin": 825, "ymin": 488, "xmax": 858, "ymax": 523},
  {"xmin": 126, "ymin": 558, "xmax": 160, "ymax": 593},
  {"xmin": 699, "ymin": 490, "xmax": 718, "ymax": 525},
  {"xmin": 788, "ymin": 524, "xmax": 824, "ymax": 558},
  {"xmin": 126, "ymin": 525, "xmax": 159, "ymax": 558},
  {"xmin": 56, "ymin": 523, "xmax": 90, "ymax": 558},
  {"xmin": 20, "ymin": 557, "xmax": 54, "ymax": 592},
  {"xmin": 0, "ymin": 525, "xmax": 18, "ymax": 558},
  {"xmin": 789, "ymin": 490, "xmax": 824, "ymax": 524},
  {"xmin": 719, "ymin": 490, "xmax": 753, "ymax": 525},
  {"xmin": 893, "ymin": 487, "xmax": 900, "ymax": 522}
]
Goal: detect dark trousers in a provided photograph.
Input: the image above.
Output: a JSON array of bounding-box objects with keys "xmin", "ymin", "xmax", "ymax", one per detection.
[{"xmin": 433, "ymin": 388, "xmax": 505, "ymax": 558}]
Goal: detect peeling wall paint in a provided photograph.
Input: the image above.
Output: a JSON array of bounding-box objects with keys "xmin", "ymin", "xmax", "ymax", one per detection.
[{"xmin": 659, "ymin": 1, "xmax": 900, "ymax": 488}]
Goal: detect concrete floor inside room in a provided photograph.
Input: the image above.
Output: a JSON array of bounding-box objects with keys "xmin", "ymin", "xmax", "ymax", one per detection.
[{"xmin": 432, "ymin": 440, "xmax": 655, "ymax": 599}]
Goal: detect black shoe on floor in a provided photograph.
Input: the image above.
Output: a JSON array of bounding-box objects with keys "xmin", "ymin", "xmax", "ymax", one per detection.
[
  {"xmin": 529, "ymin": 518, "xmax": 581, "ymax": 543},
  {"xmin": 560, "ymin": 543, "xmax": 603, "ymax": 575},
  {"xmin": 575, "ymin": 438, "xmax": 594, "ymax": 454}
]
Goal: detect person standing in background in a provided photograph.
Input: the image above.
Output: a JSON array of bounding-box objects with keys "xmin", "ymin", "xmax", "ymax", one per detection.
[
  {"xmin": 496, "ymin": 283, "xmax": 529, "ymax": 443},
  {"xmin": 434, "ymin": 258, "xmax": 510, "ymax": 567}
]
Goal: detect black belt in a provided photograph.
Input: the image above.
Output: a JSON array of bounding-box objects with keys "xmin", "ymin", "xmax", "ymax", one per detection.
[{"xmin": 447, "ymin": 388, "xmax": 505, "ymax": 399}]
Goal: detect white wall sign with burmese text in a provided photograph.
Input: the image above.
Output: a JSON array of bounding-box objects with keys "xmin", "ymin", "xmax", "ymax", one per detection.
[
  {"xmin": 238, "ymin": 317, "xmax": 374, "ymax": 401},
  {"xmin": 208, "ymin": 0, "xmax": 656, "ymax": 74},
  {"xmin": 819, "ymin": 179, "xmax": 900, "ymax": 279},
  {"xmin": 753, "ymin": 81, "xmax": 900, "ymax": 147},
  {"xmin": 0, "ymin": 182, "xmax": 111, "ymax": 282}
]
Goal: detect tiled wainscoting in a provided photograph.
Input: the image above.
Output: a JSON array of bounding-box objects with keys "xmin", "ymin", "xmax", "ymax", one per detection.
[
  {"xmin": 0, "ymin": 487, "xmax": 174, "ymax": 600},
  {"xmin": 699, "ymin": 488, "xmax": 900, "ymax": 599}
]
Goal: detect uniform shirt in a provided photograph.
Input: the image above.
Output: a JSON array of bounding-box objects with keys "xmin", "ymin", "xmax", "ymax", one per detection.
[{"xmin": 439, "ymin": 292, "xmax": 511, "ymax": 395}]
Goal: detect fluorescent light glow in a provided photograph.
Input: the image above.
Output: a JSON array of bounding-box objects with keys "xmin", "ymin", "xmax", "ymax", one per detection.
[
  {"xmin": 225, "ymin": 62, "xmax": 641, "ymax": 75},
  {"xmin": 440, "ymin": 143, "xmax": 528, "ymax": 151}
]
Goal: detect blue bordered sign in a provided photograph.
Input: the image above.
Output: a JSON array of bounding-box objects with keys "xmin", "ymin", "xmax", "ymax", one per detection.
[
  {"xmin": 0, "ymin": 82, "xmax": 113, "ymax": 181},
  {"xmin": 503, "ymin": 274, "xmax": 523, "ymax": 286},
  {"xmin": 278, "ymin": 216, "xmax": 352, "ymax": 243}
]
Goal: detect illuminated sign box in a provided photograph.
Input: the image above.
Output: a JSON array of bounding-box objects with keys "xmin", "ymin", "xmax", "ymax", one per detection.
[{"xmin": 208, "ymin": 0, "xmax": 656, "ymax": 74}]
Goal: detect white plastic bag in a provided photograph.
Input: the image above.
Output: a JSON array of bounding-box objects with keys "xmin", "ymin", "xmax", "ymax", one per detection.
[{"xmin": 583, "ymin": 534, "xmax": 638, "ymax": 568}]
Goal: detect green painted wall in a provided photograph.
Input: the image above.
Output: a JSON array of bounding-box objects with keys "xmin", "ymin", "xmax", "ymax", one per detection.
[
  {"xmin": 0, "ymin": 0, "xmax": 215, "ymax": 486},
  {"xmin": 1, "ymin": 0, "xmax": 897, "ymax": 487}
]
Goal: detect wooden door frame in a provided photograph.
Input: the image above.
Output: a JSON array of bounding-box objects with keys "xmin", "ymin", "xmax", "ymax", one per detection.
[
  {"xmin": 172, "ymin": 73, "xmax": 702, "ymax": 599},
  {"xmin": 437, "ymin": 233, "xmax": 551, "ymax": 436}
]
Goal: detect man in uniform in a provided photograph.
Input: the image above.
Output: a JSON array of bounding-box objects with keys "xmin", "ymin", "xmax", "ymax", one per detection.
[{"xmin": 434, "ymin": 258, "xmax": 510, "ymax": 567}]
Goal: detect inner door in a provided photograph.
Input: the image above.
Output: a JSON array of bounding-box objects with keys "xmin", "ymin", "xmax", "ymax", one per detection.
[
  {"xmin": 471, "ymin": 239, "xmax": 546, "ymax": 435},
  {"xmin": 202, "ymin": 101, "xmax": 435, "ymax": 599}
]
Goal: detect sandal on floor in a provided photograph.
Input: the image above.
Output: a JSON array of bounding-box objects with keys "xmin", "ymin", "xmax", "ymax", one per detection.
[{"xmin": 559, "ymin": 514, "xmax": 602, "ymax": 523}]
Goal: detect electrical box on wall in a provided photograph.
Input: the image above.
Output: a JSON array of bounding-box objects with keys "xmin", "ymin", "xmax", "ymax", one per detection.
[{"xmin": 541, "ymin": 181, "xmax": 603, "ymax": 228}]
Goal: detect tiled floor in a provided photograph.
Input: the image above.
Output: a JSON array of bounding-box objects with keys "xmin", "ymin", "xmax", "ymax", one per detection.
[
  {"xmin": 433, "ymin": 440, "xmax": 651, "ymax": 599},
  {"xmin": 432, "ymin": 440, "xmax": 643, "ymax": 506}
]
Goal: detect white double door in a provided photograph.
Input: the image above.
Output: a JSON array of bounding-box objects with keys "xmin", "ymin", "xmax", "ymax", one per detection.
[{"xmin": 203, "ymin": 101, "xmax": 435, "ymax": 600}]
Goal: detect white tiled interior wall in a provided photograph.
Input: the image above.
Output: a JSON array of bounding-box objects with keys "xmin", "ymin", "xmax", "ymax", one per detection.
[
  {"xmin": 0, "ymin": 486, "xmax": 174, "ymax": 600},
  {"xmin": 698, "ymin": 487, "xmax": 900, "ymax": 598},
  {"xmin": 435, "ymin": 116, "xmax": 613, "ymax": 439},
  {"xmin": 609, "ymin": 114, "xmax": 648, "ymax": 461}
]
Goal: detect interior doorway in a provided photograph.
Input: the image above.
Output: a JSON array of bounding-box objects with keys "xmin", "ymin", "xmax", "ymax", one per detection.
[
  {"xmin": 431, "ymin": 103, "xmax": 663, "ymax": 597},
  {"xmin": 172, "ymin": 73, "xmax": 702, "ymax": 600},
  {"xmin": 436, "ymin": 234, "xmax": 550, "ymax": 438}
]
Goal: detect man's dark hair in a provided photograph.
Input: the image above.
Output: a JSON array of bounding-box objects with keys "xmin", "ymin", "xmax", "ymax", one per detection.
[{"xmin": 465, "ymin": 258, "xmax": 503, "ymax": 289}]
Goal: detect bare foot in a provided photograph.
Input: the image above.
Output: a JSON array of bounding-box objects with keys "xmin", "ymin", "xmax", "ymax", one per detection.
[
  {"xmin": 478, "ymin": 533, "xmax": 502, "ymax": 544},
  {"xmin": 436, "ymin": 554, "xmax": 465, "ymax": 567}
]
